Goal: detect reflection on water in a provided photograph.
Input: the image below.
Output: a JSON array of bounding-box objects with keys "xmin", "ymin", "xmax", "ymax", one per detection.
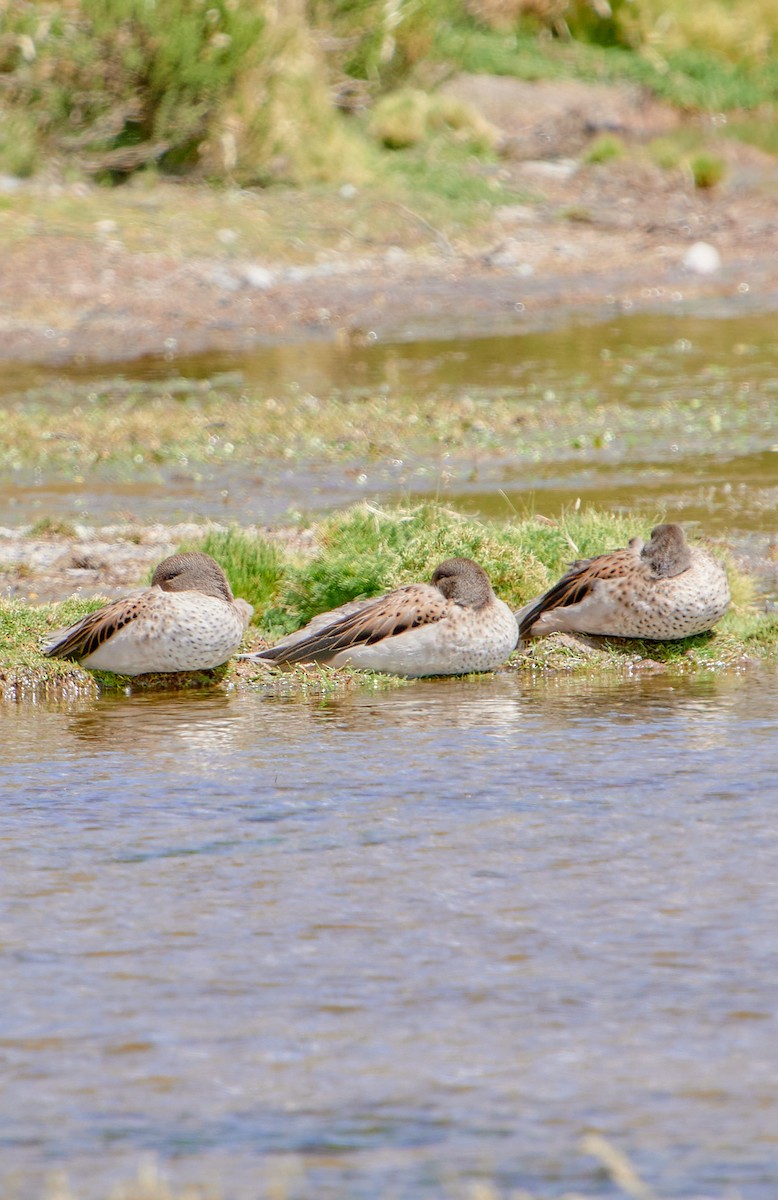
[
  {"xmin": 2, "ymin": 309, "xmax": 777, "ymax": 532},
  {"xmin": 1, "ymin": 669, "xmax": 777, "ymax": 1198}
]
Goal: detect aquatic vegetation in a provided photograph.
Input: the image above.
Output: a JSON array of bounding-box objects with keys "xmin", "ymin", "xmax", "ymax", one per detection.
[{"xmin": 5, "ymin": 342, "xmax": 776, "ymax": 481}]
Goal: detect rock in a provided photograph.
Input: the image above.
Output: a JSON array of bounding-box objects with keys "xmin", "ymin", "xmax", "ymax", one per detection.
[
  {"xmin": 519, "ymin": 159, "xmax": 579, "ymax": 181},
  {"xmin": 682, "ymin": 242, "xmax": 722, "ymax": 275},
  {"xmin": 243, "ymin": 265, "xmax": 275, "ymax": 290}
]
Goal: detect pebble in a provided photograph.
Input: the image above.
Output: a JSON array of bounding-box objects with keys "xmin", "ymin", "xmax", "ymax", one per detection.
[
  {"xmin": 519, "ymin": 159, "xmax": 578, "ymax": 181},
  {"xmin": 243, "ymin": 265, "xmax": 275, "ymax": 290},
  {"xmin": 682, "ymin": 241, "xmax": 722, "ymax": 275}
]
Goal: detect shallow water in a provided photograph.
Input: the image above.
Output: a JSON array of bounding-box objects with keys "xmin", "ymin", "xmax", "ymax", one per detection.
[
  {"xmin": 2, "ymin": 668, "xmax": 778, "ymax": 1199},
  {"xmin": 2, "ymin": 308, "xmax": 777, "ymax": 533}
]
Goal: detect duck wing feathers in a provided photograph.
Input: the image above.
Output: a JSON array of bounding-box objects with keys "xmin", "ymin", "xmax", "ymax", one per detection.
[
  {"xmin": 43, "ymin": 594, "xmax": 152, "ymax": 661},
  {"xmin": 261, "ymin": 583, "xmax": 452, "ymax": 665},
  {"xmin": 518, "ymin": 546, "xmax": 636, "ymax": 639}
]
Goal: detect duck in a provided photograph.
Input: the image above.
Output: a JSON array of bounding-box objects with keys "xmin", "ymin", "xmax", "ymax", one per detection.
[
  {"xmin": 244, "ymin": 557, "xmax": 518, "ymax": 677},
  {"xmin": 516, "ymin": 523, "xmax": 730, "ymax": 641},
  {"xmin": 43, "ymin": 552, "xmax": 253, "ymax": 674}
]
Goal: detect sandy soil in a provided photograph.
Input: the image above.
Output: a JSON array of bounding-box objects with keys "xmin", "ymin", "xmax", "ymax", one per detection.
[{"xmin": 2, "ymin": 77, "xmax": 778, "ymax": 365}]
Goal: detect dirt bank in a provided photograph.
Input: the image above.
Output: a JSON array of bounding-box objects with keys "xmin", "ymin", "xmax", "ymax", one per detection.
[{"xmin": 2, "ymin": 78, "xmax": 778, "ymax": 365}]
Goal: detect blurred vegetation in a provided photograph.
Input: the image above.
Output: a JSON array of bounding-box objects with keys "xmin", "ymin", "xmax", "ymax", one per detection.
[{"xmin": 0, "ymin": 0, "xmax": 777, "ymax": 184}]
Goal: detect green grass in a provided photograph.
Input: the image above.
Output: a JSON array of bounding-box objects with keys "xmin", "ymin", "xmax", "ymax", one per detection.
[
  {"xmin": 1, "ymin": 503, "xmax": 775, "ymax": 701},
  {"xmin": 584, "ymin": 134, "xmax": 626, "ymax": 165},
  {"xmin": 262, "ymin": 502, "xmax": 645, "ymax": 633},
  {"xmin": 0, "ymin": 596, "xmax": 104, "ymax": 700},
  {"xmin": 689, "ymin": 150, "xmax": 727, "ymax": 188},
  {"xmin": 433, "ymin": 27, "xmax": 778, "ymax": 111}
]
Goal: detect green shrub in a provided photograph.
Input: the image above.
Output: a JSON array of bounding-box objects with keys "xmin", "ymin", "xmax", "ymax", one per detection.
[
  {"xmin": 689, "ymin": 150, "xmax": 726, "ymax": 188},
  {"xmin": 0, "ymin": 109, "xmax": 38, "ymax": 177}
]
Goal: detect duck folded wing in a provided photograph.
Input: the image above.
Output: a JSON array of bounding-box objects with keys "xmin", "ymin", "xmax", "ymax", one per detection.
[
  {"xmin": 260, "ymin": 583, "xmax": 451, "ymax": 664},
  {"xmin": 517, "ymin": 548, "xmax": 633, "ymax": 639},
  {"xmin": 266, "ymin": 597, "xmax": 377, "ymax": 654},
  {"xmin": 43, "ymin": 594, "xmax": 150, "ymax": 661}
]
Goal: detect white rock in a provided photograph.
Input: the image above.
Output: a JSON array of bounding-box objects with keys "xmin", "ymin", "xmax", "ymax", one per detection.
[
  {"xmin": 519, "ymin": 159, "xmax": 578, "ymax": 181},
  {"xmin": 682, "ymin": 241, "xmax": 722, "ymax": 275},
  {"xmin": 243, "ymin": 264, "xmax": 275, "ymax": 290}
]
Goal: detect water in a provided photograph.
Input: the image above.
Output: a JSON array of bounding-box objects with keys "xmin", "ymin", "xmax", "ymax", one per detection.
[
  {"xmin": 2, "ymin": 308, "xmax": 777, "ymax": 1196},
  {"xmin": 2, "ymin": 669, "xmax": 777, "ymax": 1199},
  {"xmin": 2, "ymin": 309, "xmax": 777, "ymax": 534}
]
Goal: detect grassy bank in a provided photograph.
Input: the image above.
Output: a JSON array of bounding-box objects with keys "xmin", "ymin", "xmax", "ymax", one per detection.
[{"xmin": 1, "ymin": 503, "xmax": 774, "ymax": 701}]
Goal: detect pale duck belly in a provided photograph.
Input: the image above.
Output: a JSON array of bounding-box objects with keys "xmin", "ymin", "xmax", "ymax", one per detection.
[{"xmin": 80, "ymin": 594, "xmax": 248, "ymax": 674}]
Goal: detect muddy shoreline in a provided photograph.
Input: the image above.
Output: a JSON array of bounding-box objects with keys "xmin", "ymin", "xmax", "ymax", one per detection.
[
  {"xmin": 4, "ymin": 225, "xmax": 778, "ymax": 369},
  {"xmin": 4, "ymin": 81, "xmax": 778, "ymax": 369}
]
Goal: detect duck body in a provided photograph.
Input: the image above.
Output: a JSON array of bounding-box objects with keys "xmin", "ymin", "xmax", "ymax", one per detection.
[
  {"xmin": 247, "ymin": 558, "xmax": 518, "ymax": 678},
  {"xmin": 517, "ymin": 524, "xmax": 730, "ymax": 641},
  {"xmin": 43, "ymin": 552, "xmax": 253, "ymax": 675}
]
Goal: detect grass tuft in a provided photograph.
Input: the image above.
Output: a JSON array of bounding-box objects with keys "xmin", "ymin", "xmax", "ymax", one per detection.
[
  {"xmin": 584, "ymin": 134, "xmax": 626, "ymax": 164},
  {"xmin": 689, "ymin": 149, "xmax": 726, "ymax": 188},
  {"xmin": 28, "ymin": 516, "xmax": 78, "ymax": 538}
]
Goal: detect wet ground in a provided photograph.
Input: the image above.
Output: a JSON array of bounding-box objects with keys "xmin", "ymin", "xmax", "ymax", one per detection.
[
  {"xmin": 2, "ymin": 669, "xmax": 777, "ymax": 1199},
  {"xmin": 2, "ymin": 307, "xmax": 776, "ymax": 603}
]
